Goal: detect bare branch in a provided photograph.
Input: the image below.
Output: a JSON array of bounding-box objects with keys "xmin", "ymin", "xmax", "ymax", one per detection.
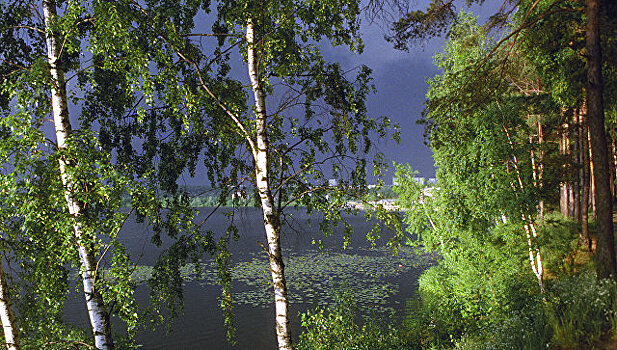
[
  {"xmin": 1, "ymin": 25, "xmax": 45, "ymax": 33},
  {"xmin": 184, "ymin": 33, "xmax": 234, "ymax": 37}
]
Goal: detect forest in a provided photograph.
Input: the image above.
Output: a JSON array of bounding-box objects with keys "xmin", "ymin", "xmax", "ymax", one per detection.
[{"xmin": 1, "ymin": 0, "xmax": 617, "ymax": 349}]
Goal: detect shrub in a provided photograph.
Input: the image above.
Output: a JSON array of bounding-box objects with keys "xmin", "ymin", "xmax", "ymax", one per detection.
[
  {"xmin": 546, "ymin": 271, "xmax": 617, "ymax": 347},
  {"xmin": 295, "ymin": 291, "xmax": 407, "ymax": 350},
  {"xmin": 537, "ymin": 213, "xmax": 582, "ymax": 276},
  {"xmin": 479, "ymin": 304, "xmax": 550, "ymax": 350},
  {"xmin": 470, "ymin": 271, "xmax": 617, "ymax": 350}
]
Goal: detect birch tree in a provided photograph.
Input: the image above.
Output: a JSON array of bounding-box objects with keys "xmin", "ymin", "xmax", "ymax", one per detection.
[
  {"xmin": 110, "ymin": 0, "xmax": 399, "ymax": 348},
  {"xmin": 388, "ymin": 0, "xmax": 617, "ymax": 280},
  {"xmin": 244, "ymin": 18, "xmax": 293, "ymax": 347},
  {"xmin": 0, "ymin": 2, "xmax": 71, "ymax": 347},
  {"xmin": 393, "ymin": 14, "xmax": 555, "ymax": 339},
  {"xmin": 3, "ymin": 1, "xmax": 395, "ymax": 347},
  {"xmin": 42, "ymin": 2, "xmax": 113, "ymax": 347},
  {"xmin": 0, "ymin": 262, "xmax": 19, "ymax": 350},
  {"xmin": 215, "ymin": 4, "xmax": 396, "ymax": 347},
  {"xmin": 1, "ymin": 0, "xmax": 180, "ymax": 347},
  {"xmin": 0, "ymin": 131, "xmax": 24, "ymax": 350},
  {"xmin": 1, "ymin": 75, "xmax": 73, "ymax": 350}
]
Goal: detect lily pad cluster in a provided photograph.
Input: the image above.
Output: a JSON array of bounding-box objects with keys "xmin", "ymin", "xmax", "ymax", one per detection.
[{"xmin": 129, "ymin": 247, "xmax": 435, "ymax": 315}]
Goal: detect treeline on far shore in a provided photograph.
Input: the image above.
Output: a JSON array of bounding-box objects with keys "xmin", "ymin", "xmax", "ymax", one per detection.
[{"xmin": 118, "ymin": 185, "xmax": 401, "ymax": 209}]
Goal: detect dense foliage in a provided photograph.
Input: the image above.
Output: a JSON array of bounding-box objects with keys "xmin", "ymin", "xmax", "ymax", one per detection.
[
  {"xmin": 1, "ymin": 0, "xmax": 398, "ymax": 348},
  {"xmin": 391, "ymin": 4, "xmax": 617, "ymax": 348},
  {"xmin": 1, "ymin": 0, "xmax": 617, "ymax": 348},
  {"xmin": 296, "ymin": 290, "xmax": 408, "ymax": 350}
]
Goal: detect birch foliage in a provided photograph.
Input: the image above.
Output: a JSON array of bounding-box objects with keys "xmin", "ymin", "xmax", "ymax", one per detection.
[
  {"xmin": 395, "ymin": 13, "xmax": 550, "ymax": 342},
  {"xmin": 3, "ymin": 0, "xmax": 400, "ymax": 347},
  {"xmin": 0, "ymin": 0, "xmax": 193, "ymax": 347},
  {"xmin": 91, "ymin": 0, "xmax": 400, "ymax": 347}
]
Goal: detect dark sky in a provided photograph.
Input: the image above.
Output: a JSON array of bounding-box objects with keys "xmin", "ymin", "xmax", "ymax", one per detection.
[
  {"xmin": 321, "ymin": 2, "xmax": 501, "ymax": 181},
  {"xmin": 324, "ymin": 21, "xmax": 444, "ymax": 179},
  {"xmin": 49, "ymin": 4, "xmax": 444, "ymax": 187},
  {"xmin": 31, "ymin": 2, "xmax": 501, "ymax": 187}
]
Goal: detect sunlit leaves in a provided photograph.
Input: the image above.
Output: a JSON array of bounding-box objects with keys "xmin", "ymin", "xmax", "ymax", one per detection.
[{"xmin": 394, "ymin": 13, "xmax": 551, "ymax": 340}]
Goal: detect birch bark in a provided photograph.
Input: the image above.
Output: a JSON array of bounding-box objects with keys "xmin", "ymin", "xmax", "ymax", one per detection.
[
  {"xmin": 573, "ymin": 114, "xmax": 581, "ymax": 221},
  {"xmin": 503, "ymin": 124, "xmax": 545, "ymax": 293},
  {"xmin": 0, "ymin": 259, "xmax": 19, "ymax": 350},
  {"xmin": 246, "ymin": 18, "xmax": 292, "ymax": 350},
  {"xmin": 43, "ymin": 1, "xmax": 113, "ymax": 348},
  {"xmin": 589, "ymin": 127, "xmax": 596, "ymax": 219},
  {"xmin": 559, "ymin": 121, "xmax": 570, "ymax": 217}
]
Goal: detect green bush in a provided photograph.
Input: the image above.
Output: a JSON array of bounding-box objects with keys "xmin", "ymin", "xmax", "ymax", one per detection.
[
  {"xmin": 404, "ymin": 222, "xmax": 535, "ymax": 347},
  {"xmin": 454, "ymin": 271, "xmax": 617, "ymax": 350},
  {"xmin": 295, "ymin": 291, "xmax": 407, "ymax": 350},
  {"xmin": 537, "ymin": 213, "xmax": 581, "ymax": 276},
  {"xmin": 545, "ymin": 271, "xmax": 617, "ymax": 347},
  {"xmin": 401, "ymin": 211, "xmax": 617, "ymax": 349},
  {"xmin": 477, "ymin": 303, "xmax": 550, "ymax": 350}
]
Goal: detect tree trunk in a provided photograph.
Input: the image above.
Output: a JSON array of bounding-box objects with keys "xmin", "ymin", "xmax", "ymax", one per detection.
[
  {"xmin": 503, "ymin": 125, "xmax": 545, "ymax": 294},
  {"xmin": 586, "ymin": 0, "xmax": 616, "ymax": 279},
  {"xmin": 573, "ymin": 114, "xmax": 581, "ymax": 221},
  {"xmin": 523, "ymin": 218, "xmax": 545, "ymax": 294},
  {"xmin": 0, "ymin": 260, "xmax": 20, "ymax": 350},
  {"xmin": 560, "ymin": 121, "xmax": 571, "ymax": 217},
  {"xmin": 581, "ymin": 107, "xmax": 592, "ymax": 251},
  {"xmin": 609, "ymin": 135, "xmax": 616, "ymax": 198},
  {"xmin": 538, "ymin": 121, "xmax": 545, "ymax": 220},
  {"xmin": 43, "ymin": 1, "xmax": 113, "ymax": 348},
  {"xmin": 590, "ymin": 126, "xmax": 597, "ymax": 219},
  {"xmin": 612, "ymin": 138, "xmax": 617, "ymax": 195},
  {"xmin": 531, "ymin": 119, "xmax": 545, "ymax": 220},
  {"xmin": 246, "ymin": 19, "xmax": 292, "ymax": 350}
]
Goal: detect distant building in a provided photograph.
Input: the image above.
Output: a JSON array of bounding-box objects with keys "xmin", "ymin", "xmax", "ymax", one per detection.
[
  {"xmin": 427, "ymin": 178, "xmax": 437, "ymax": 185},
  {"xmin": 412, "ymin": 177, "xmax": 425, "ymax": 185},
  {"xmin": 392, "ymin": 177, "xmax": 399, "ymax": 186},
  {"xmin": 367, "ymin": 184, "xmax": 377, "ymax": 189},
  {"xmin": 328, "ymin": 178, "xmax": 338, "ymax": 187}
]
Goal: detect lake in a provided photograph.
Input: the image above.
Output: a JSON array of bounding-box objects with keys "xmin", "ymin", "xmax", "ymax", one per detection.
[{"xmin": 64, "ymin": 207, "xmax": 434, "ymax": 349}]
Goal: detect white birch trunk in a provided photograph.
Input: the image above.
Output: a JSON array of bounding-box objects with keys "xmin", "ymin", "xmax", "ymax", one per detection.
[
  {"xmin": 502, "ymin": 124, "xmax": 545, "ymax": 294},
  {"xmin": 0, "ymin": 259, "xmax": 20, "ymax": 350},
  {"xmin": 246, "ymin": 19, "xmax": 292, "ymax": 350},
  {"xmin": 537, "ymin": 121, "xmax": 545, "ymax": 220},
  {"xmin": 43, "ymin": 2, "xmax": 113, "ymax": 349},
  {"xmin": 526, "ymin": 218, "xmax": 545, "ymax": 294}
]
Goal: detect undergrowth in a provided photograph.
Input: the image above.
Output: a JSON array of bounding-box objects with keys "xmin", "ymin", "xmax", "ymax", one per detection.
[{"xmin": 295, "ymin": 290, "xmax": 408, "ymax": 350}]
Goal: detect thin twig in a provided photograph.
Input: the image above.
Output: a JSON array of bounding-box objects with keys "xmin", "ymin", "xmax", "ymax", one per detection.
[{"xmin": 2, "ymin": 25, "xmax": 45, "ymax": 33}]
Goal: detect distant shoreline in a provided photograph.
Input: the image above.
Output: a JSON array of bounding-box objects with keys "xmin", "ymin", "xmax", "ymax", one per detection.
[{"xmin": 345, "ymin": 199, "xmax": 401, "ymax": 212}]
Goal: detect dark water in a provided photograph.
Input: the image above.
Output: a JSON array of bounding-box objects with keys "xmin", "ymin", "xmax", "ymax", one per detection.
[{"xmin": 64, "ymin": 207, "xmax": 433, "ymax": 349}]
